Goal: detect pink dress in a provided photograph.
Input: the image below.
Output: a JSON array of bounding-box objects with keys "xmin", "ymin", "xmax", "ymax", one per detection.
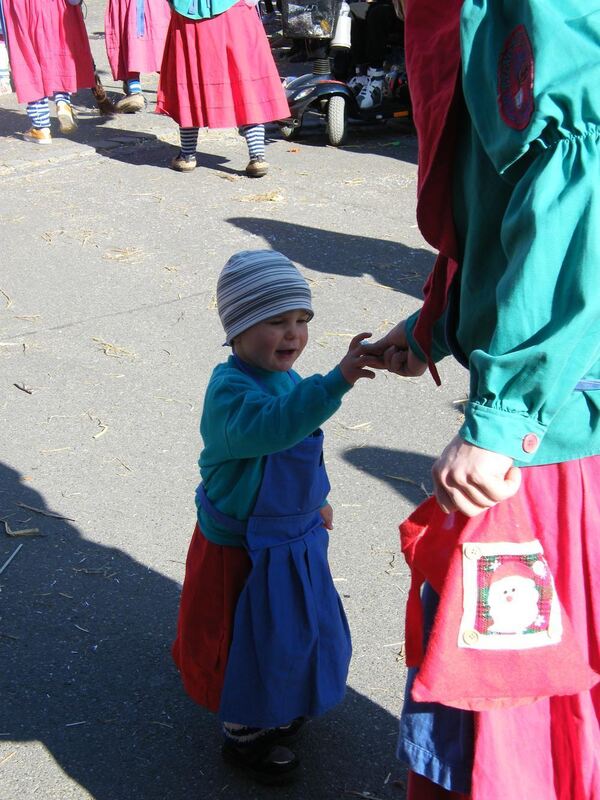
[
  {"xmin": 104, "ymin": 0, "xmax": 172, "ymax": 81},
  {"xmin": 156, "ymin": 1, "xmax": 290, "ymax": 129},
  {"xmin": 2, "ymin": 0, "xmax": 95, "ymax": 104}
]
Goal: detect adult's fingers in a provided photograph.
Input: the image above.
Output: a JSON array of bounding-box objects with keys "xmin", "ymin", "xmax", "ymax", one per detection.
[
  {"xmin": 434, "ymin": 469, "xmax": 523, "ymax": 517},
  {"xmin": 434, "ymin": 481, "xmax": 491, "ymax": 517}
]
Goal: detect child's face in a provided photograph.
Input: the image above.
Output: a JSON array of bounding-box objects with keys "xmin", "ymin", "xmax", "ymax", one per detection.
[{"xmin": 233, "ymin": 309, "xmax": 310, "ymax": 372}]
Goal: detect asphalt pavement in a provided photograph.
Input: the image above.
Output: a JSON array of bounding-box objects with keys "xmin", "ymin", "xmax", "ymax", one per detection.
[{"xmin": 0, "ymin": 3, "xmax": 467, "ymax": 798}]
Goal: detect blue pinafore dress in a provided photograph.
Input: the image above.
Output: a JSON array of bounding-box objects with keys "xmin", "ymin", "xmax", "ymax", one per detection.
[{"xmin": 197, "ymin": 359, "xmax": 352, "ymax": 729}]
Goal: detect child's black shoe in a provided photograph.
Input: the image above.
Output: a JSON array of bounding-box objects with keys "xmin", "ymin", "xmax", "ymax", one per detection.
[
  {"xmin": 221, "ymin": 739, "xmax": 299, "ymax": 785},
  {"xmin": 274, "ymin": 716, "xmax": 307, "ymax": 740}
]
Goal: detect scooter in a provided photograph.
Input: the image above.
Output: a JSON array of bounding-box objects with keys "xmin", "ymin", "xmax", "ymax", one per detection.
[
  {"xmin": 278, "ymin": 1, "xmax": 410, "ymax": 146},
  {"xmin": 280, "ymin": 61, "xmax": 410, "ymax": 146}
]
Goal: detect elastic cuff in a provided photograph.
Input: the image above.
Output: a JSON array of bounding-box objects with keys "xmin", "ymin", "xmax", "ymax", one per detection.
[
  {"xmin": 405, "ymin": 313, "xmax": 427, "ymax": 362},
  {"xmin": 460, "ymin": 402, "xmax": 547, "ymax": 463}
]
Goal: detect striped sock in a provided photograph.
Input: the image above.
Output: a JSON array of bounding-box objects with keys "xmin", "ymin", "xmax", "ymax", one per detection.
[
  {"xmin": 179, "ymin": 127, "xmax": 199, "ymax": 158},
  {"xmin": 54, "ymin": 91, "xmax": 71, "ymax": 105},
  {"xmin": 240, "ymin": 124, "xmax": 265, "ymax": 160},
  {"xmin": 126, "ymin": 74, "xmax": 142, "ymax": 95},
  {"xmin": 26, "ymin": 98, "xmax": 51, "ymax": 129}
]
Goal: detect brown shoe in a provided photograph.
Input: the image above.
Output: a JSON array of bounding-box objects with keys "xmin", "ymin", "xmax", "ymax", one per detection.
[
  {"xmin": 56, "ymin": 101, "xmax": 78, "ymax": 134},
  {"xmin": 245, "ymin": 157, "xmax": 269, "ymax": 178},
  {"xmin": 22, "ymin": 127, "xmax": 52, "ymax": 145},
  {"xmin": 114, "ymin": 93, "xmax": 146, "ymax": 114},
  {"xmin": 170, "ymin": 152, "xmax": 197, "ymax": 172}
]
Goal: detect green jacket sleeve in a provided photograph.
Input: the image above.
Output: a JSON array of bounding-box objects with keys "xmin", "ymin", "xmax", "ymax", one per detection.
[
  {"xmin": 405, "ymin": 308, "xmax": 451, "ymax": 365},
  {"xmin": 203, "ymin": 365, "xmax": 352, "ymax": 460},
  {"xmin": 461, "ymin": 128, "xmax": 600, "ymax": 461}
]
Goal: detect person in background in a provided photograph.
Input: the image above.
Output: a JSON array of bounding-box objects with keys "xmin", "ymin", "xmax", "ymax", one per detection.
[
  {"xmin": 104, "ymin": 0, "xmax": 172, "ymax": 113},
  {"xmin": 1, "ymin": 0, "xmax": 95, "ymax": 143},
  {"xmin": 156, "ymin": 0, "xmax": 289, "ymax": 177},
  {"xmin": 346, "ymin": 0, "xmax": 404, "ymax": 109}
]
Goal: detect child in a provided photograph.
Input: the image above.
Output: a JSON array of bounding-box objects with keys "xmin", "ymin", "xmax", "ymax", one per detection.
[
  {"xmin": 1, "ymin": 0, "xmax": 95, "ymax": 143},
  {"xmin": 155, "ymin": 0, "xmax": 290, "ymax": 176},
  {"xmin": 104, "ymin": 0, "xmax": 172, "ymax": 113},
  {"xmin": 173, "ymin": 250, "xmax": 374, "ymax": 784}
]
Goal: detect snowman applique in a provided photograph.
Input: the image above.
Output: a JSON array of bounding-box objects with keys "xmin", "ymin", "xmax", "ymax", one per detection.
[{"xmin": 487, "ymin": 560, "xmax": 545, "ymax": 634}]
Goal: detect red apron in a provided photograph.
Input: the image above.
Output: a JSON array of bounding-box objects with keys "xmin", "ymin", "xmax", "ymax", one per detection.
[{"xmin": 401, "ymin": 486, "xmax": 599, "ymax": 711}]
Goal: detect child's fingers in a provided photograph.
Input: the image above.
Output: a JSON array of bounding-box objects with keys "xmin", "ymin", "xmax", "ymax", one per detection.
[
  {"xmin": 349, "ymin": 332, "xmax": 372, "ymax": 351},
  {"xmin": 356, "ymin": 367, "xmax": 376, "ymax": 380}
]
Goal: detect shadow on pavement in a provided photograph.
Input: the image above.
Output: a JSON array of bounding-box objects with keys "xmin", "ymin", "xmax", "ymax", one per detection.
[
  {"xmin": 227, "ymin": 216, "xmax": 433, "ymax": 299},
  {"xmin": 0, "ymin": 462, "xmax": 406, "ymax": 800},
  {"xmin": 343, "ymin": 446, "xmax": 435, "ymax": 507},
  {"xmin": 274, "ymin": 117, "xmax": 418, "ymax": 164}
]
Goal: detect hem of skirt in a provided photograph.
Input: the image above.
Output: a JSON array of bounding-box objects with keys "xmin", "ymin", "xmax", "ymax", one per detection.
[
  {"xmin": 13, "ymin": 76, "xmax": 95, "ymax": 105},
  {"xmin": 178, "ymin": 672, "xmax": 222, "ymax": 713},
  {"xmin": 106, "ymin": 53, "xmax": 166, "ymax": 81},
  {"xmin": 154, "ymin": 101, "xmax": 290, "ymax": 130},
  {"xmin": 397, "ymin": 738, "xmax": 471, "ymax": 795},
  {"xmin": 217, "ymin": 688, "xmax": 346, "ymax": 729}
]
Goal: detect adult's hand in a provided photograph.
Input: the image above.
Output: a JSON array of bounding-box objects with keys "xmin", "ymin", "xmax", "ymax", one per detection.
[
  {"xmin": 432, "ymin": 435, "xmax": 522, "ymax": 517},
  {"xmin": 361, "ymin": 320, "xmax": 427, "ymax": 378}
]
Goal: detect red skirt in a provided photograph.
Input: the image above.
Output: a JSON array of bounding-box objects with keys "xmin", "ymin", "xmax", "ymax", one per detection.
[
  {"xmin": 2, "ymin": 0, "xmax": 95, "ymax": 104},
  {"xmin": 172, "ymin": 524, "xmax": 251, "ymax": 712},
  {"xmin": 104, "ymin": 0, "xmax": 172, "ymax": 81},
  {"xmin": 156, "ymin": 2, "xmax": 290, "ymax": 128}
]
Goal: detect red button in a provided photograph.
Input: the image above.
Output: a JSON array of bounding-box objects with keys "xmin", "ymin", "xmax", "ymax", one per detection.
[{"xmin": 522, "ymin": 433, "xmax": 539, "ymax": 454}]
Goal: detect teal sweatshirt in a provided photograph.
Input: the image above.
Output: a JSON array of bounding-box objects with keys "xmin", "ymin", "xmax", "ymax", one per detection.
[
  {"xmin": 169, "ymin": 0, "xmax": 238, "ymax": 21},
  {"xmin": 197, "ymin": 356, "xmax": 352, "ymax": 546},
  {"xmin": 407, "ymin": 0, "xmax": 600, "ymax": 467}
]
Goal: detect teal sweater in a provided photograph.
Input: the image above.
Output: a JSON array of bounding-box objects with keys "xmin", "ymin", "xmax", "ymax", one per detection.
[
  {"xmin": 169, "ymin": 0, "xmax": 238, "ymax": 21},
  {"xmin": 197, "ymin": 356, "xmax": 352, "ymax": 546},
  {"xmin": 407, "ymin": 0, "xmax": 600, "ymax": 467}
]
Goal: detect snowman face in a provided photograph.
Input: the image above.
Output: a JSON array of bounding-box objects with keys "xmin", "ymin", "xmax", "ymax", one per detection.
[{"xmin": 488, "ymin": 575, "xmax": 539, "ymax": 633}]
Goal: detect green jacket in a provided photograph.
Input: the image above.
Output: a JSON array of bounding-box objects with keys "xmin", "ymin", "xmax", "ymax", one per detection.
[
  {"xmin": 169, "ymin": 0, "xmax": 238, "ymax": 20},
  {"xmin": 407, "ymin": 0, "xmax": 600, "ymax": 467},
  {"xmin": 197, "ymin": 357, "xmax": 351, "ymax": 545}
]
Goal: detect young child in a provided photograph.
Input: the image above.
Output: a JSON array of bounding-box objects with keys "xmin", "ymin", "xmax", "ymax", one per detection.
[
  {"xmin": 173, "ymin": 250, "xmax": 374, "ymax": 784},
  {"xmin": 155, "ymin": 0, "xmax": 290, "ymax": 176},
  {"xmin": 104, "ymin": 0, "xmax": 172, "ymax": 113},
  {"xmin": 1, "ymin": 0, "xmax": 95, "ymax": 143}
]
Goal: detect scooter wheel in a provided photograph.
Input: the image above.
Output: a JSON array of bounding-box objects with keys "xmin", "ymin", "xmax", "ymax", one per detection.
[
  {"xmin": 326, "ymin": 95, "xmax": 347, "ymax": 147},
  {"xmin": 279, "ymin": 121, "xmax": 299, "ymax": 141}
]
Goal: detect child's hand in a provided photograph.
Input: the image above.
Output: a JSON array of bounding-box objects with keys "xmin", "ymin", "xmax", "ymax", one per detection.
[
  {"xmin": 339, "ymin": 332, "xmax": 376, "ymax": 385},
  {"xmin": 320, "ymin": 503, "xmax": 334, "ymax": 530},
  {"xmin": 360, "ymin": 320, "xmax": 427, "ymax": 378}
]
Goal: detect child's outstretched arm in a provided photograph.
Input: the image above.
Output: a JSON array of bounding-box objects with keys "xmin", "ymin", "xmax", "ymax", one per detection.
[{"xmin": 338, "ymin": 332, "xmax": 377, "ymax": 385}]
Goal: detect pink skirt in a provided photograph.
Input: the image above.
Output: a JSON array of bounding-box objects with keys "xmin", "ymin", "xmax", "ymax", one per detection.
[
  {"xmin": 2, "ymin": 0, "xmax": 95, "ymax": 104},
  {"xmin": 471, "ymin": 456, "xmax": 600, "ymax": 800},
  {"xmin": 104, "ymin": 0, "xmax": 172, "ymax": 81},
  {"xmin": 156, "ymin": 2, "xmax": 290, "ymax": 129}
]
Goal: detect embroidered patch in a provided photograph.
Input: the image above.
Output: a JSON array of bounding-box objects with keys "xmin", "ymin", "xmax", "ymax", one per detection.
[
  {"xmin": 497, "ymin": 25, "xmax": 534, "ymax": 130},
  {"xmin": 458, "ymin": 540, "xmax": 562, "ymax": 650}
]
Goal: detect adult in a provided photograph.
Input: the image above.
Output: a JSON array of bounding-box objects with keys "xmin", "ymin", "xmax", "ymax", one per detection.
[
  {"xmin": 364, "ymin": 1, "xmax": 600, "ymax": 798},
  {"xmin": 104, "ymin": 0, "xmax": 172, "ymax": 112},
  {"xmin": 1, "ymin": 0, "xmax": 95, "ymax": 142},
  {"xmin": 345, "ymin": 0, "xmax": 405, "ymax": 110}
]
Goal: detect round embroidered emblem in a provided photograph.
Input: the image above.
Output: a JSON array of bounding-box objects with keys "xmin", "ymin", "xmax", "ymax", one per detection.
[{"xmin": 497, "ymin": 25, "xmax": 534, "ymax": 131}]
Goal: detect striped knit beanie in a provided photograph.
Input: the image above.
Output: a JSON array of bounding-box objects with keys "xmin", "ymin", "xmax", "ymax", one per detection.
[{"xmin": 217, "ymin": 250, "xmax": 313, "ymax": 344}]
